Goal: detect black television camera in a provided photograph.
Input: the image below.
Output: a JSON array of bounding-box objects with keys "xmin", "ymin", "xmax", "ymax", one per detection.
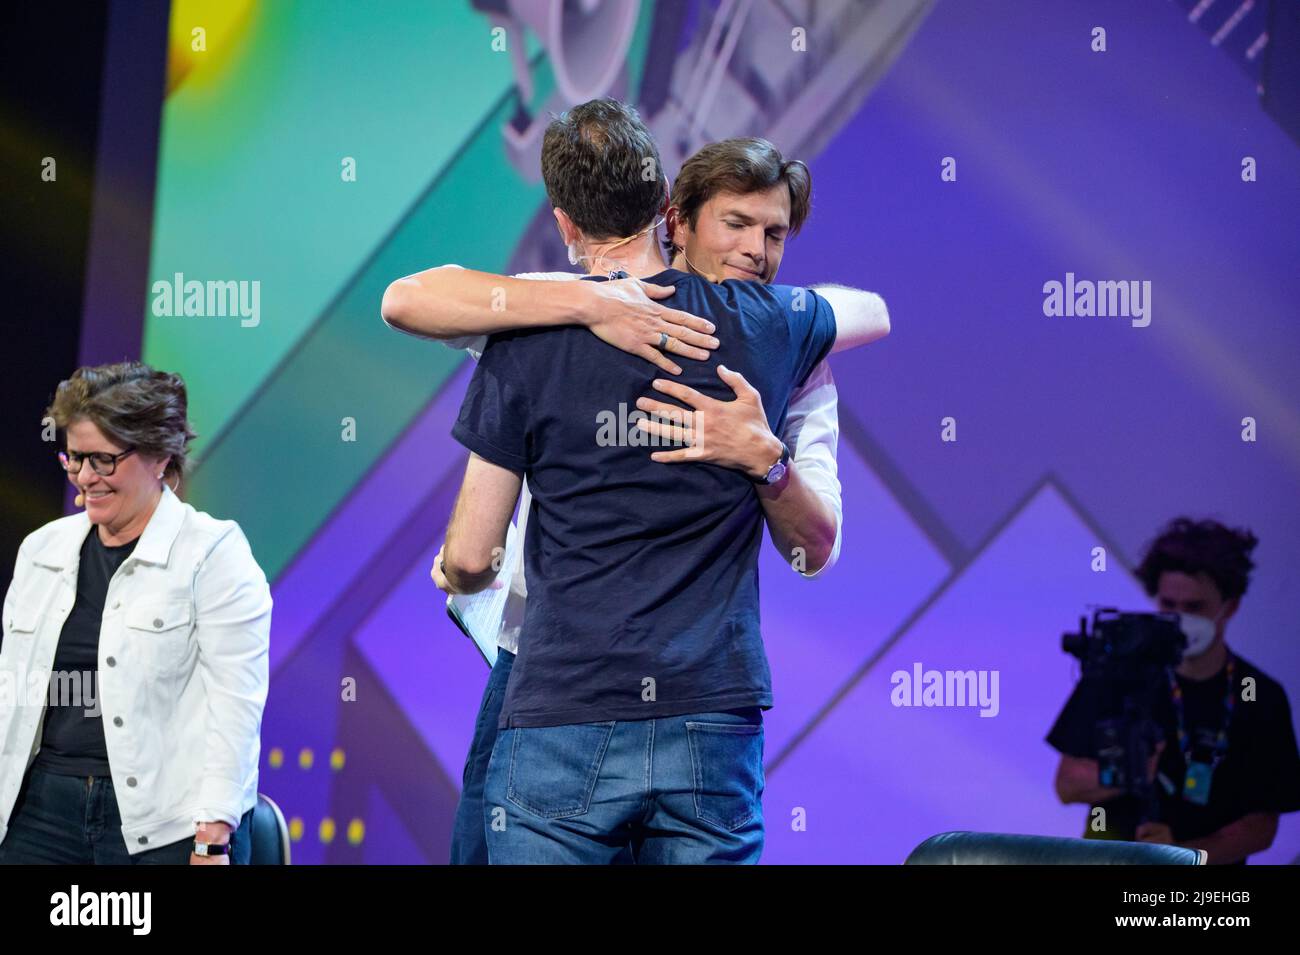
[{"xmin": 1061, "ymin": 608, "xmax": 1187, "ymax": 824}]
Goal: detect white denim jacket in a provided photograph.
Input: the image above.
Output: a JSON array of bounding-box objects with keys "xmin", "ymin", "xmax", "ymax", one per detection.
[{"xmin": 0, "ymin": 485, "xmax": 271, "ymax": 854}]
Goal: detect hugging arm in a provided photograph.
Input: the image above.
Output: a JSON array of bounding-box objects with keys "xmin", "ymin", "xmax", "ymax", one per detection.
[
  {"xmin": 812, "ymin": 284, "xmax": 890, "ymax": 353},
  {"xmin": 381, "ymin": 265, "xmax": 718, "ymax": 375},
  {"xmin": 441, "ymin": 453, "xmax": 523, "ymax": 595},
  {"xmin": 635, "ymin": 360, "xmax": 841, "ymax": 576},
  {"xmin": 762, "ymin": 360, "xmax": 842, "ymax": 577}
]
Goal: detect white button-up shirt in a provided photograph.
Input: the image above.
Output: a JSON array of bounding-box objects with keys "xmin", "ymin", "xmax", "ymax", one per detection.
[
  {"xmin": 0, "ymin": 484, "xmax": 271, "ymax": 854},
  {"xmin": 444, "ymin": 270, "xmax": 844, "ymax": 655}
]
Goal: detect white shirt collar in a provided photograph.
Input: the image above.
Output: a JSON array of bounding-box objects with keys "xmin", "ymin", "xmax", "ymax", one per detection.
[{"xmin": 32, "ymin": 484, "xmax": 186, "ymax": 570}]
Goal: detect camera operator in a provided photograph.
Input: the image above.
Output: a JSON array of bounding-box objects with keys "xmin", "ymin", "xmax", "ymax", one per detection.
[{"xmin": 1047, "ymin": 517, "xmax": 1300, "ymax": 864}]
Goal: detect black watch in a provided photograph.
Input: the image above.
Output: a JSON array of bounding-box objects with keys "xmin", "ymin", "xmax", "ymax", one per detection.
[
  {"xmin": 193, "ymin": 839, "xmax": 233, "ymax": 857},
  {"xmin": 752, "ymin": 441, "xmax": 790, "ymax": 485}
]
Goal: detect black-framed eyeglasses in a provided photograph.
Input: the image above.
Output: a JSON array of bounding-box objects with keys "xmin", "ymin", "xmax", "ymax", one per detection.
[{"xmin": 58, "ymin": 447, "xmax": 137, "ymax": 477}]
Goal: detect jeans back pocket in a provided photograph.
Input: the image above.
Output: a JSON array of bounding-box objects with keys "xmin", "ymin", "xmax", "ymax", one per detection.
[
  {"xmin": 686, "ymin": 719, "xmax": 764, "ymax": 831},
  {"xmin": 507, "ymin": 721, "xmax": 616, "ymax": 819}
]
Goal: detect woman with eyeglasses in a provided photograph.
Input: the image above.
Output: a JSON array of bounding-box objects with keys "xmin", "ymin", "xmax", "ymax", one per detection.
[{"xmin": 0, "ymin": 362, "xmax": 272, "ymax": 864}]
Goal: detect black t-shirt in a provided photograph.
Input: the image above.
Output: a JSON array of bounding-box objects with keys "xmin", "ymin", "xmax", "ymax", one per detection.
[
  {"xmin": 1047, "ymin": 652, "xmax": 1300, "ymax": 863},
  {"xmin": 452, "ymin": 269, "xmax": 837, "ymax": 729},
  {"xmin": 34, "ymin": 528, "xmax": 137, "ymax": 777}
]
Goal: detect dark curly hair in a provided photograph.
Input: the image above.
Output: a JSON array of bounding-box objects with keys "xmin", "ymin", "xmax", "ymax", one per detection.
[
  {"xmin": 45, "ymin": 361, "xmax": 198, "ymax": 489},
  {"xmin": 1135, "ymin": 517, "xmax": 1259, "ymax": 603}
]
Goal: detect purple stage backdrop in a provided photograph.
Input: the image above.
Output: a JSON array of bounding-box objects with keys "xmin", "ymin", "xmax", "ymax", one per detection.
[{"xmin": 83, "ymin": 0, "xmax": 1300, "ymax": 863}]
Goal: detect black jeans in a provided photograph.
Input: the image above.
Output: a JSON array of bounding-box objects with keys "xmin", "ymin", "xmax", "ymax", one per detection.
[{"xmin": 0, "ymin": 765, "xmax": 254, "ymax": 864}]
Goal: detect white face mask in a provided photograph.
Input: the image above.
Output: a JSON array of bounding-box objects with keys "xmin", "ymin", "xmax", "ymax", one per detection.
[{"xmin": 1178, "ymin": 609, "xmax": 1225, "ymax": 658}]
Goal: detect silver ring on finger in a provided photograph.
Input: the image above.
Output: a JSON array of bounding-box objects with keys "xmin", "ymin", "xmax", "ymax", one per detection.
[{"xmin": 658, "ymin": 331, "xmax": 671, "ymax": 351}]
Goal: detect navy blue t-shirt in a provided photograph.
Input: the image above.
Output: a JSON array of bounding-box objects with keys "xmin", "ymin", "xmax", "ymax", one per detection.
[{"xmin": 451, "ymin": 268, "xmax": 836, "ymax": 729}]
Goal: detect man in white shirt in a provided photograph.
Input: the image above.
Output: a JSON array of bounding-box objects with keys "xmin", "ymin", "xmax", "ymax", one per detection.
[{"xmin": 382, "ymin": 101, "xmax": 888, "ymax": 863}]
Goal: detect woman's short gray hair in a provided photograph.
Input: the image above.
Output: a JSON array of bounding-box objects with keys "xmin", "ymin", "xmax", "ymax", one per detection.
[{"xmin": 46, "ymin": 361, "xmax": 198, "ymax": 487}]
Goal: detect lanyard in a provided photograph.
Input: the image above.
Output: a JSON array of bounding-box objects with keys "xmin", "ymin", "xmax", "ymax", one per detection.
[{"xmin": 1169, "ymin": 654, "xmax": 1235, "ymax": 769}]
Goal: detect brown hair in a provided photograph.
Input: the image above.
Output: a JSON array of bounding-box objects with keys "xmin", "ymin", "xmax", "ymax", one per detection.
[
  {"xmin": 665, "ymin": 138, "xmax": 812, "ymax": 254},
  {"xmin": 45, "ymin": 362, "xmax": 197, "ymax": 488},
  {"xmin": 540, "ymin": 98, "xmax": 666, "ymax": 241},
  {"xmin": 1135, "ymin": 517, "xmax": 1259, "ymax": 603}
]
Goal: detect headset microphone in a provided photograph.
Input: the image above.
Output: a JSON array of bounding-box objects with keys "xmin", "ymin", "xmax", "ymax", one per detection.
[{"xmin": 678, "ymin": 246, "xmax": 720, "ymax": 285}]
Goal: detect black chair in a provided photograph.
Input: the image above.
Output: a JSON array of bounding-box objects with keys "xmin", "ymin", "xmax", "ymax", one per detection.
[
  {"xmin": 248, "ymin": 793, "xmax": 291, "ymax": 865},
  {"xmin": 905, "ymin": 831, "xmax": 1205, "ymax": 865}
]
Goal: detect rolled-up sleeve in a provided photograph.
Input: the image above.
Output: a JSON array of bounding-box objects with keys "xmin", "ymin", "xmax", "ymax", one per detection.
[
  {"xmin": 191, "ymin": 525, "xmax": 272, "ymax": 829},
  {"xmin": 781, "ymin": 359, "xmax": 843, "ymax": 578}
]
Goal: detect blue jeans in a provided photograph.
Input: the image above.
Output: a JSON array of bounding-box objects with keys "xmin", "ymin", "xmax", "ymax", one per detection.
[
  {"xmin": 449, "ymin": 648, "xmax": 515, "ymax": 865},
  {"xmin": 484, "ymin": 707, "xmax": 765, "ymax": 864},
  {"xmin": 0, "ymin": 765, "xmax": 254, "ymax": 864}
]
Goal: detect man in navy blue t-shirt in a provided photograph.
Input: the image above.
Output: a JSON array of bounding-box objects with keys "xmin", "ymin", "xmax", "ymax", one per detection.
[
  {"xmin": 453, "ymin": 269, "xmax": 834, "ymax": 728},
  {"xmin": 426, "ymin": 97, "xmax": 850, "ymax": 863},
  {"xmin": 445, "ymin": 267, "xmax": 834, "ymax": 862}
]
